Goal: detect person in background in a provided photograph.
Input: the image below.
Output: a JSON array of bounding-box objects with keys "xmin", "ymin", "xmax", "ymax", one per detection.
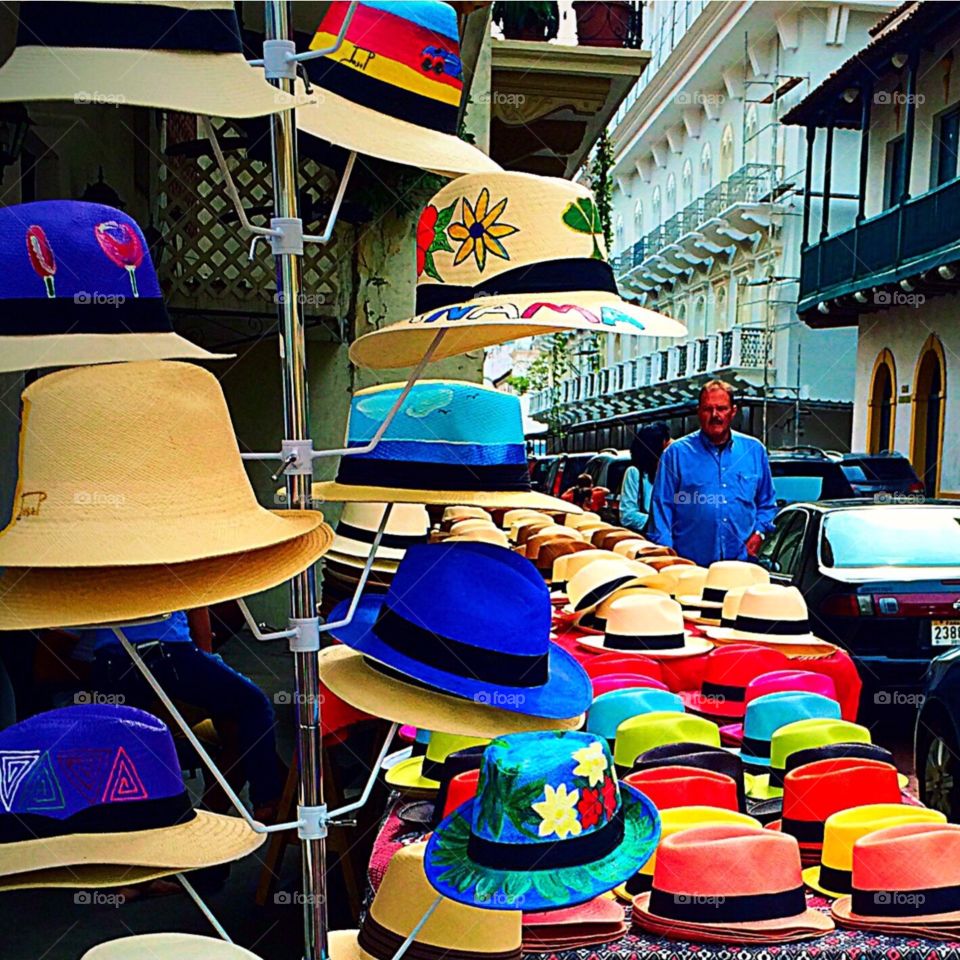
[
  {"xmin": 563, "ymin": 472, "xmax": 596, "ymax": 509},
  {"xmin": 620, "ymin": 420, "xmax": 672, "ymax": 533},
  {"xmin": 647, "ymin": 379, "xmax": 777, "ymax": 566}
]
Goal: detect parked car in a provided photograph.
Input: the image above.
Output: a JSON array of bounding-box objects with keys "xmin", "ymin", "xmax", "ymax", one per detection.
[
  {"xmin": 756, "ymin": 500, "xmax": 960, "ymax": 700},
  {"xmin": 582, "ymin": 449, "xmax": 632, "ymax": 522},
  {"xmin": 528, "ymin": 454, "xmax": 557, "ymax": 493},
  {"xmin": 828, "ymin": 451, "xmax": 925, "ymax": 499},
  {"xmin": 767, "ymin": 448, "xmax": 857, "ymax": 506},
  {"xmin": 914, "ymin": 648, "xmax": 960, "ymax": 819},
  {"xmin": 544, "ymin": 452, "xmax": 595, "ymax": 500}
]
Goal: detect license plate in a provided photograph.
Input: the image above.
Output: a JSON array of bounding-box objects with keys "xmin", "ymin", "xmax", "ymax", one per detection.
[{"xmin": 932, "ymin": 620, "xmax": 960, "ymax": 646}]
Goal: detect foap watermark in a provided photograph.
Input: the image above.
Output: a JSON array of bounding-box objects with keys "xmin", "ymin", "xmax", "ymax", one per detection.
[
  {"xmin": 274, "ymin": 291, "xmax": 328, "ymax": 307},
  {"xmin": 675, "ymin": 91, "xmax": 725, "ymax": 107},
  {"xmin": 474, "ymin": 691, "xmax": 526, "ymax": 709},
  {"xmin": 74, "ymin": 891, "xmax": 126, "ymax": 908},
  {"xmin": 874, "ymin": 690, "xmax": 925, "ymax": 707},
  {"xmin": 874, "ymin": 290, "xmax": 925, "ymax": 308},
  {"xmin": 274, "ymin": 690, "xmax": 324, "ymax": 706},
  {"xmin": 874, "ymin": 891, "xmax": 926, "ymax": 907},
  {"xmin": 74, "ymin": 91, "xmax": 126, "ymax": 107},
  {"xmin": 74, "ymin": 490, "xmax": 126, "ymax": 508},
  {"xmin": 874, "ymin": 491, "xmax": 925, "ymax": 505},
  {"xmin": 674, "ymin": 894, "xmax": 726, "ymax": 908},
  {"xmin": 74, "ymin": 691, "xmax": 125, "ymax": 706},
  {"xmin": 875, "ymin": 90, "xmax": 925, "ymax": 106},
  {"xmin": 475, "ymin": 91, "xmax": 527, "ymax": 107},
  {"xmin": 74, "ymin": 291, "xmax": 126, "ymax": 307},
  {"xmin": 274, "ymin": 891, "xmax": 325, "ymax": 906},
  {"xmin": 475, "ymin": 891, "xmax": 526, "ymax": 908},
  {"xmin": 675, "ymin": 491, "xmax": 728, "ymax": 506}
]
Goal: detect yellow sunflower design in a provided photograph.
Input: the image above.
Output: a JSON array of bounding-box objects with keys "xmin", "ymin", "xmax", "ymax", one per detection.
[{"xmin": 447, "ymin": 188, "xmax": 518, "ymax": 272}]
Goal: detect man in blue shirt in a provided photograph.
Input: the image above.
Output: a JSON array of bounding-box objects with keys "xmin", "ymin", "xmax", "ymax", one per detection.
[{"xmin": 647, "ymin": 380, "xmax": 777, "ymax": 566}]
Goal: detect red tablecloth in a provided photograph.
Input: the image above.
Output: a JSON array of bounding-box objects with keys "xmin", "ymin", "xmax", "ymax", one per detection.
[{"xmin": 553, "ymin": 616, "xmax": 862, "ymax": 722}]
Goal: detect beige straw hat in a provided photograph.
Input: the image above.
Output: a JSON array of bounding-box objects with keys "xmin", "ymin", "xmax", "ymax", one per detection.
[
  {"xmin": 442, "ymin": 505, "xmax": 493, "ymax": 528},
  {"xmin": 328, "ymin": 842, "xmax": 521, "ymax": 960},
  {"xmin": 0, "ymin": 0, "xmax": 303, "ymax": 117},
  {"xmin": 83, "ymin": 934, "xmax": 264, "ymax": 959},
  {"xmin": 676, "ymin": 560, "xmax": 770, "ymax": 610},
  {"xmin": 331, "ymin": 502, "xmax": 429, "ymax": 564},
  {"xmin": 448, "ymin": 518, "xmax": 498, "ymax": 536},
  {"xmin": 319, "ymin": 645, "xmax": 583, "ymax": 738},
  {"xmin": 447, "ymin": 526, "xmax": 510, "ymax": 547},
  {"xmin": 524, "ymin": 525, "xmax": 583, "ymax": 560},
  {"xmin": 645, "ymin": 564, "xmax": 703, "ymax": 597},
  {"xmin": 613, "ymin": 538, "xmax": 651, "ymax": 557},
  {"xmin": 563, "ymin": 559, "xmax": 654, "ymax": 615},
  {"xmin": 565, "ymin": 512, "xmax": 602, "ymax": 529},
  {"xmin": 350, "ymin": 173, "xmax": 686, "ymax": 368},
  {"xmin": 575, "ymin": 583, "xmax": 671, "ymax": 631},
  {"xmin": 503, "ymin": 508, "xmax": 549, "ymax": 527},
  {"xmin": 706, "ymin": 585, "xmax": 830, "ymax": 646},
  {"xmin": 692, "ymin": 585, "xmax": 747, "ymax": 629},
  {"xmin": 577, "ymin": 594, "xmax": 713, "ymax": 659},
  {"xmin": 551, "ymin": 549, "xmax": 620, "ymax": 589},
  {"xmin": 669, "ymin": 566, "xmax": 709, "ymax": 607},
  {"xmin": 511, "ymin": 516, "xmax": 555, "ymax": 545}
]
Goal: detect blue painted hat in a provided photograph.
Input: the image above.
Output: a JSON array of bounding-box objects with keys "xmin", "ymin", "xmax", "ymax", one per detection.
[
  {"xmin": 328, "ymin": 542, "xmax": 591, "ymax": 721},
  {"xmin": 424, "ymin": 731, "xmax": 660, "ymax": 910},
  {"xmin": 739, "ymin": 691, "xmax": 841, "ymax": 768},
  {"xmin": 0, "ymin": 704, "xmax": 263, "ymax": 884},
  {"xmin": 312, "ymin": 380, "xmax": 573, "ymax": 512},
  {"xmin": 587, "ymin": 688, "xmax": 684, "ymax": 746},
  {"xmin": 0, "ymin": 201, "xmax": 230, "ymax": 372}
]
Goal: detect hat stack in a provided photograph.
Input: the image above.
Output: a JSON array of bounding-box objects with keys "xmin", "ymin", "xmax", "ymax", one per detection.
[{"xmin": 679, "ymin": 561, "xmax": 770, "ymax": 626}]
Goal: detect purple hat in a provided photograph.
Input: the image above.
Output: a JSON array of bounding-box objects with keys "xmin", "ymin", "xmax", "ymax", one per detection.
[
  {"xmin": 0, "ymin": 704, "xmax": 263, "ymax": 888},
  {"xmin": 0, "ymin": 200, "xmax": 231, "ymax": 372}
]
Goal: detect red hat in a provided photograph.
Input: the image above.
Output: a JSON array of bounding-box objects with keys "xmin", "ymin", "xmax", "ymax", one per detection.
[
  {"xmin": 625, "ymin": 765, "xmax": 739, "ymax": 812},
  {"xmin": 719, "ymin": 669, "xmax": 839, "ymax": 743},
  {"xmin": 523, "ymin": 895, "xmax": 627, "ymax": 951},
  {"xmin": 767, "ymin": 758, "xmax": 902, "ymax": 852},
  {"xmin": 633, "ymin": 824, "xmax": 834, "ymax": 941},
  {"xmin": 440, "ymin": 768, "xmax": 480, "ymax": 820},
  {"xmin": 584, "ymin": 653, "xmax": 664, "ymax": 681},
  {"xmin": 591, "ymin": 673, "xmax": 670, "ymax": 698},
  {"xmin": 680, "ymin": 645, "xmax": 788, "ymax": 720}
]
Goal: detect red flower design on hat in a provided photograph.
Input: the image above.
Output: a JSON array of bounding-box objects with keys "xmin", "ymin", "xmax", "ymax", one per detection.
[
  {"xmin": 417, "ymin": 201, "xmax": 456, "ymax": 282},
  {"xmin": 577, "ymin": 787, "xmax": 603, "ymax": 830},
  {"xmin": 600, "ymin": 776, "xmax": 618, "ymax": 818}
]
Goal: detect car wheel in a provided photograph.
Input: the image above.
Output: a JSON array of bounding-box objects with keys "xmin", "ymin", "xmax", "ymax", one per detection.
[{"xmin": 919, "ymin": 715, "xmax": 960, "ymax": 820}]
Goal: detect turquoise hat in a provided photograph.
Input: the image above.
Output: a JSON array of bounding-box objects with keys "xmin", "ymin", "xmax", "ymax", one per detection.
[
  {"xmin": 739, "ymin": 691, "xmax": 840, "ymax": 769},
  {"xmin": 424, "ymin": 731, "xmax": 659, "ymax": 911},
  {"xmin": 587, "ymin": 688, "xmax": 684, "ymax": 745}
]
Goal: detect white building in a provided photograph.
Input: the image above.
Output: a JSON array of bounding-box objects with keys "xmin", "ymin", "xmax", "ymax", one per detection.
[{"xmin": 529, "ymin": 0, "xmax": 896, "ymax": 454}]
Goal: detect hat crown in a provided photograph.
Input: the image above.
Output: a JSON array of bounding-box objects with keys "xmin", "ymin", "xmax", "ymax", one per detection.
[
  {"xmin": 820, "ymin": 805, "xmax": 946, "ymax": 870},
  {"xmin": 378, "ymin": 542, "xmax": 550, "ymax": 656},
  {"xmin": 337, "ymin": 502, "xmax": 429, "ymax": 536},
  {"xmin": 742, "ymin": 691, "xmax": 841, "ymax": 740},
  {"xmin": 700, "ymin": 644, "xmax": 786, "ymax": 684},
  {"xmin": 369, "ymin": 842, "xmax": 520, "ymax": 953},
  {"xmin": 614, "ymin": 711, "xmax": 720, "ymax": 768},
  {"xmin": 782, "ymin": 759, "xmax": 901, "ymax": 819},
  {"xmin": 425, "ymin": 732, "xmax": 489, "ymax": 764},
  {"xmin": 587, "ymin": 689, "xmax": 684, "ymax": 740},
  {"xmin": 0, "ymin": 704, "xmax": 183, "ymax": 820},
  {"xmin": 625, "ymin": 767, "xmax": 740, "ymax": 813},
  {"xmin": 471, "ymin": 732, "xmax": 622, "ymax": 845},
  {"xmin": 735, "ymin": 584, "xmax": 808, "ymax": 622},
  {"xmin": 770, "ymin": 718, "xmax": 871, "ymax": 767},
  {"xmin": 718, "ymin": 585, "xmax": 748, "ymax": 621},
  {"xmin": 853, "ymin": 823, "xmax": 960, "ymax": 891},
  {"xmin": 703, "ymin": 561, "xmax": 769, "ymax": 591},
  {"xmin": 605, "ymin": 594, "xmax": 684, "ymax": 636},
  {"xmin": 744, "ymin": 669, "xmax": 837, "ymax": 704}
]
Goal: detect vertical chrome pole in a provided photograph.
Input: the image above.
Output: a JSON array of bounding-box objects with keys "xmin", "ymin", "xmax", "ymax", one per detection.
[{"xmin": 263, "ymin": 4, "xmax": 327, "ymax": 958}]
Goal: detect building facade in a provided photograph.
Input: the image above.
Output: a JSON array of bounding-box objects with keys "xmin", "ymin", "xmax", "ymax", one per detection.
[
  {"xmin": 529, "ymin": 0, "xmax": 896, "ymax": 454},
  {"xmin": 784, "ymin": 1, "xmax": 960, "ymax": 497}
]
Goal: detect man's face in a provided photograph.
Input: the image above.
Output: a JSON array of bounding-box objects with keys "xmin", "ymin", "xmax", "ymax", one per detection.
[{"xmin": 699, "ymin": 388, "xmax": 736, "ymax": 444}]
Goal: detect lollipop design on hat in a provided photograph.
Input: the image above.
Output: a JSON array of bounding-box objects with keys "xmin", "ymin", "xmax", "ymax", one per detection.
[
  {"xmin": 26, "ymin": 225, "xmax": 56, "ymax": 298},
  {"xmin": 95, "ymin": 220, "xmax": 144, "ymax": 297}
]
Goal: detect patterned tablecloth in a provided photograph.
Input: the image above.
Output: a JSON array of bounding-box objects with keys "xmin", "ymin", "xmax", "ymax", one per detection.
[{"xmin": 368, "ymin": 798, "xmax": 959, "ymax": 960}]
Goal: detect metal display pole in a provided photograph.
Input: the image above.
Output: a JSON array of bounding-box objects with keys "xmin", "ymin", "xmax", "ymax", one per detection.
[{"xmin": 263, "ymin": 4, "xmax": 327, "ymax": 956}]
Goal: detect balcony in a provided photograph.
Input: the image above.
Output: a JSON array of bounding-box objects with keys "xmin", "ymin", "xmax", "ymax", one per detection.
[
  {"xmin": 528, "ymin": 326, "xmax": 770, "ymax": 425},
  {"xmin": 616, "ymin": 163, "xmax": 784, "ymax": 298},
  {"xmin": 798, "ymin": 177, "xmax": 960, "ymax": 325}
]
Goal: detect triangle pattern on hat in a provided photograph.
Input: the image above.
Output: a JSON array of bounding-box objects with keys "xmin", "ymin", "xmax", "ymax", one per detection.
[
  {"xmin": 22, "ymin": 751, "xmax": 66, "ymax": 812},
  {"xmin": 0, "ymin": 750, "xmax": 40, "ymax": 811},
  {"xmin": 57, "ymin": 747, "xmax": 112, "ymax": 803},
  {"xmin": 102, "ymin": 747, "xmax": 148, "ymax": 803}
]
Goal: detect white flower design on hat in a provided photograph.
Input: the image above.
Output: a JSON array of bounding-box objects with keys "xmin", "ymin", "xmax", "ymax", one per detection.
[
  {"xmin": 572, "ymin": 740, "xmax": 608, "ymax": 787},
  {"xmin": 532, "ymin": 783, "xmax": 581, "ymax": 839}
]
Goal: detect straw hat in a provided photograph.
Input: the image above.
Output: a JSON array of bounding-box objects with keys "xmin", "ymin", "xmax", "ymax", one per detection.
[
  {"xmin": 510, "ymin": 516, "xmax": 554, "ymax": 545},
  {"xmin": 577, "ymin": 594, "xmax": 713, "ymax": 658},
  {"xmin": 634, "ymin": 824, "xmax": 835, "ymax": 941},
  {"xmin": 448, "ymin": 526, "xmax": 510, "ymax": 547},
  {"xmin": 386, "ymin": 733, "xmax": 489, "ymax": 793},
  {"xmin": 537, "ymin": 538, "xmax": 592, "ymax": 577},
  {"xmin": 525, "ymin": 526, "xmax": 583, "ymax": 560},
  {"xmin": 0, "ymin": 201, "xmax": 231, "ymax": 373},
  {"xmin": 681, "ymin": 645, "xmax": 789, "ymax": 720},
  {"xmin": 83, "ymin": 934, "xmax": 264, "ymax": 959},
  {"xmin": 522, "ymin": 896, "xmax": 627, "ymax": 953},
  {"xmin": 565, "ymin": 512, "xmax": 601, "ymax": 529},
  {"xmin": 587, "ymin": 524, "xmax": 618, "ymax": 547},
  {"xmin": 297, "ymin": 2, "xmax": 499, "ymax": 178},
  {"xmin": 443, "ymin": 505, "xmax": 493, "ymax": 528},
  {"xmin": 564, "ymin": 559, "xmax": 654, "ymax": 614},
  {"xmin": 697, "ymin": 584, "xmax": 748, "ymax": 629},
  {"xmin": 349, "ymin": 172, "xmax": 686, "ymax": 368},
  {"xmin": 613, "ymin": 537, "xmax": 649, "ymax": 556},
  {"xmin": 645, "ymin": 556, "xmax": 697, "ymax": 573},
  {"xmin": 425, "ymin": 731, "xmax": 660, "ymax": 911},
  {"xmin": 677, "ymin": 560, "xmax": 769, "ymax": 610},
  {"xmin": 613, "ymin": 711, "xmax": 721, "ymax": 772},
  {"xmin": 705, "ymin": 585, "xmax": 830, "ymax": 646},
  {"xmin": 0, "ymin": 362, "xmax": 330, "ymax": 629},
  {"xmin": 595, "ymin": 529, "xmax": 642, "ymax": 552},
  {"xmin": 644, "ymin": 564, "xmax": 702, "ymax": 596},
  {"xmin": 504, "ymin": 508, "xmax": 549, "ymax": 527},
  {"xmin": 331, "ymin": 502, "xmax": 430, "ymax": 564},
  {"xmin": 591, "ymin": 673, "xmax": 670, "ymax": 699},
  {"xmin": 313, "ymin": 381, "xmax": 575, "ymax": 513},
  {"xmin": 551, "ymin": 549, "xmax": 618, "ymax": 589},
  {"xmin": 574, "ymin": 583, "xmax": 669, "ymax": 632},
  {"xmin": 329, "ymin": 842, "xmax": 521, "ymax": 960},
  {"xmin": 0, "ymin": 705, "xmax": 264, "ymax": 884},
  {"xmin": 803, "ymin": 804, "xmax": 946, "ymax": 899},
  {"xmin": 617, "ymin": 541, "xmax": 676, "ymax": 560},
  {"xmin": 430, "ymin": 747, "xmax": 488, "ymax": 829},
  {"xmin": 0, "ymin": 0, "xmax": 303, "ymax": 117},
  {"xmin": 448, "ymin": 517, "xmax": 498, "ymax": 535}
]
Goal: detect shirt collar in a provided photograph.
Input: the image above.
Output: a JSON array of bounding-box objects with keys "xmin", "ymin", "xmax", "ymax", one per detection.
[{"xmin": 698, "ymin": 429, "xmax": 734, "ymax": 453}]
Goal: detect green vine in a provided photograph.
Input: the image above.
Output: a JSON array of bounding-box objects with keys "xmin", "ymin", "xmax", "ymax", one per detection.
[{"xmin": 589, "ymin": 131, "xmax": 615, "ymax": 252}]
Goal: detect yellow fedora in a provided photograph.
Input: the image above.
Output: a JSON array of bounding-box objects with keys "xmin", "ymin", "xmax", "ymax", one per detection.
[
  {"xmin": 613, "ymin": 711, "xmax": 721, "ymax": 772},
  {"xmin": 386, "ymin": 732, "xmax": 490, "ymax": 794}
]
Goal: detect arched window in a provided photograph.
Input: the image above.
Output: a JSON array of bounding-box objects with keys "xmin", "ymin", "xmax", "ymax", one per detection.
[
  {"xmin": 714, "ymin": 281, "xmax": 728, "ymax": 331},
  {"xmin": 867, "ymin": 349, "xmax": 897, "ymax": 454},
  {"xmin": 693, "ymin": 295, "xmax": 706, "ymax": 339},
  {"xmin": 700, "ymin": 142, "xmax": 713, "ymax": 193},
  {"xmin": 665, "ymin": 174, "xmax": 677, "ymax": 218},
  {"xmin": 634, "ymin": 199, "xmax": 644, "ymax": 243},
  {"xmin": 720, "ymin": 124, "xmax": 735, "ymax": 181},
  {"xmin": 911, "ymin": 335, "xmax": 947, "ymax": 495},
  {"xmin": 652, "ymin": 186, "xmax": 662, "ymax": 228},
  {"xmin": 744, "ymin": 104, "xmax": 759, "ymax": 164},
  {"xmin": 681, "ymin": 159, "xmax": 694, "ymax": 207},
  {"xmin": 615, "ymin": 214, "xmax": 625, "ymax": 255}
]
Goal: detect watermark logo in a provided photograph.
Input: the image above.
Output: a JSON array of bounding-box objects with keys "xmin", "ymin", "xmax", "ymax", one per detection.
[
  {"xmin": 873, "ymin": 290, "xmax": 925, "ymax": 308},
  {"xmin": 874, "ymin": 891, "xmax": 925, "ymax": 907},
  {"xmin": 475, "ymin": 891, "xmax": 526, "ymax": 907},
  {"xmin": 474, "ymin": 691, "xmax": 526, "ymax": 708},
  {"xmin": 74, "ymin": 91, "xmax": 126, "ymax": 107},
  {"xmin": 875, "ymin": 91, "xmax": 925, "ymax": 106},
  {"xmin": 274, "ymin": 291, "xmax": 328, "ymax": 307},
  {"xmin": 74, "ymin": 291, "xmax": 126, "ymax": 307},
  {"xmin": 675, "ymin": 91, "xmax": 725, "ymax": 106},
  {"xmin": 874, "ymin": 491, "xmax": 925, "ymax": 505},
  {"xmin": 274, "ymin": 690, "xmax": 324, "ymax": 706},
  {"xmin": 675, "ymin": 491, "xmax": 728, "ymax": 506},
  {"xmin": 74, "ymin": 691, "xmax": 125, "ymax": 706},
  {"xmin": 274, "ymin": 891, "xmax": 325, "ymax": 906},
  {"xmin": 475, "ymin": 92, "xmax": 527, "ymax": 107},
  {"xmin": 874, "ymin": 690, "xmax": 925, "ymax": 707},
  {"xmin": 74, "ymin": 891, "xmax": 126, "ymax": 907},
  {"xmin": 674, "ymin": 894, "xmax": 726, "ymax": 908},
  {"xmin": 74, "ymin": 490, "xmax": 126, "ymax": 508}
]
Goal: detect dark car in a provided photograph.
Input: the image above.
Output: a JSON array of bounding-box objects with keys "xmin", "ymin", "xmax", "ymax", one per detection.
[
  {"xmin": 544, "ymin": 452, "xmax": 595, "ymax": 500},
  {"xmin": 583, "ymin": 449, "xmax": 632, "ymax": 522},
  {"xmin": 767, "ymin": 448, "xmax": 857, "ymax": 507},
  {"xmin": 756, "ymin": 501, "xmax": 960, "ymax": 702},
  {"xmin": 914, "ymin": 648, "xmax": 960, "ymax": 818},
  {"xmin": 829, "ymin": 451, "xmax": 925, "ymax": 498},
  {"xmin": 529, "ymin": 455, "xmax": 557, "ymax": 493}
]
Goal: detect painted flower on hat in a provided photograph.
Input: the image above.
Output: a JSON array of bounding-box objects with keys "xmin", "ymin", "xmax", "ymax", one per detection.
[
  {"xmin": 577, "ymin": 787, "xmax": 603, "ymax": 830},
  {"xmin": 600, "ymin": 776, "xmax": 618, "ymax": 818},
  {"xmin": 448, "ymin": 188, "xmax": 518, "ymax": 272},
  {"xmin": 572, "ymin": 740, "xmax": 609, "ymax": 787},
  {"xmin": 417, "ymin": 201, "xmax": 455, "ymax": 281},
  {"xmin": 532, "ymin": 783, "xmax": 582, "ymax": 839}
]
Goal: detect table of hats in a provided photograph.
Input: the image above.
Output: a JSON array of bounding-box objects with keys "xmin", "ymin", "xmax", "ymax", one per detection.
[{"xmin": 0, "ymin": 2, "xmax": 955, "ymax": 960}]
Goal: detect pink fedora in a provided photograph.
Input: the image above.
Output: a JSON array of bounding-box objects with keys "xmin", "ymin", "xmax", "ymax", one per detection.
[{"xmin": 592, "ymin": 673, "xmax": 670, "ymax": 698}]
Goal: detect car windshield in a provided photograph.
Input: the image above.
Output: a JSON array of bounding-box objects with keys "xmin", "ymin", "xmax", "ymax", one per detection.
[
  {"xmin": 772, "ymin": 475, "xmax": 824, "ymax": 504},
  {"xmin": 822, "ymin": 508, "xmax": 960, "ymax": 567}
]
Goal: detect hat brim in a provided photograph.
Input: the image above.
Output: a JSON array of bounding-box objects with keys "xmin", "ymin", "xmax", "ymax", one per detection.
[
  {"xmin": 802, "ymin": 865, "xmax": 846, "ymax": 900},
  {"xmin": 0, "ymin": 810, "xmax": 265, "ymax": 880},
  {"xmin": 330, "ymin": 531, "xmax": 412, "ymax": 563},
  {"xmin": 685, "ymin": 614, "xmax": 723, "ymax": 627},
  {"xmin": 385, "ymin": 755, "xmax": 441, "ymax": 793},
  {"xmin": 296, "ymin": 82, "xmax": 499, "ymax": 179},
  {"xmin": 675, "ymin": 595, "xmax": 723, "ymax": 609},
  {"xmin": 0, "ymin": 522, "xmax": 330, "ymax": 629},
  {"xmin": 831, "ymin": 894, "xmax": 960, "ymax": 927},
  {"xmin": 0, "ymin": 332, "xmax": 233, "ymax": 375},
  {"xmin": 744, "ymin": 772, "xmax": 783, "ymax": 801},
  {"xmin": 0, "ymin": 862, "xmax": 191, "ymax": 891},
  {"xmin": 319, "ymin": 645, "xmax": 584, "ymax": 738},
  {"xmin": 424, "ymin": 784, "xmax": 660, "ymax": 911},
  {"xmin": 312, "ymin": 481, "xmax": 578, "ymax": 514},
  {"xmin": 327, "ymin": 595, "xmax": 592, "ymax": 720},
  {"xmin": 82, "ymin": 933, "xmax": 265, "ymax": 960},
  {"xmin": 703, "ymin": 626, "xmax": 828, "ymax": 646},
  {"xmin": 326, "ymin": 551, "xmax": 400, "ymax": 574},
  {"xmin": 576, "ymin": 634, "xmax": 713, "ymax": 660},
  {"xmin": 396, "ymin": 800, "xmax": 436, "ymax": 827},
  {"xmin": 0, "ymin": 47, "xmax": 302, "ymax": 117},
  {"xmin": 349, "ymin": 293, "xmax": 687, "ymax": 370}
]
